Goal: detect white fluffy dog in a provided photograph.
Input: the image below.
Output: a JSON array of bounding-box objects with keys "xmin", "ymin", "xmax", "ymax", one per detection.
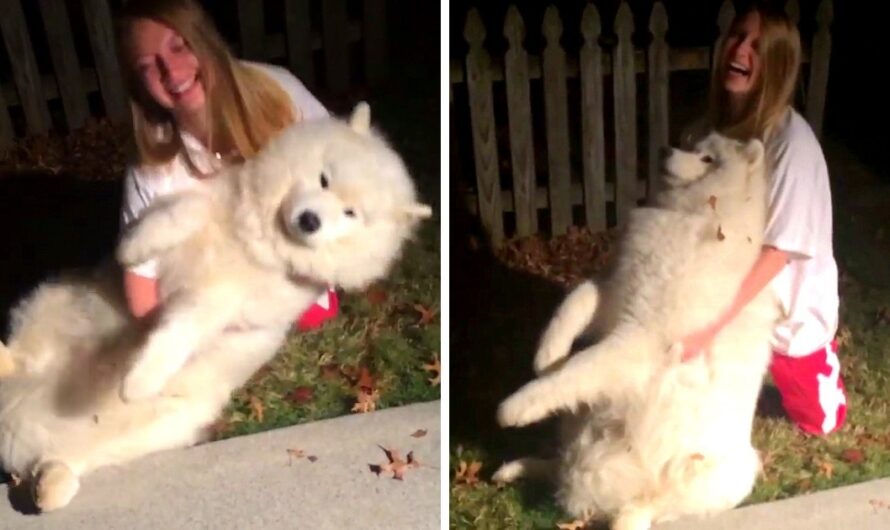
[
  {"xmin": 0, "ymin": 103, "xmax": 431, "ymax": 512},
  {"xmin": 495, "ymin": 133, "xmax": 778, "ymax": 530}
]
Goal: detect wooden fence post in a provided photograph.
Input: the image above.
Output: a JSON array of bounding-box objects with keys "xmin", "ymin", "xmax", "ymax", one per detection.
[
  {"xmin": 38, "ymin": 0, "xmax": 89, "ymax": 131},
  {"xmin": 503, "ymin": 6, "xmax": 537, "ymax": 237},
  {"xmin": 363, "ymin": 0, "xmax": 387, "ymax": 87},
  {"xmin": 580, "ymin": 3, "xmax": 606, "ymax": 232},
  {"xmin": 806, "ymin": 0, "xmax": 832, "ymax": 139},
  {"xmin": 0, "ymin": 0, "xmax": 51, "ymax": 135},
  {"xmin": 322, "ymin": 0, "xmax": 350, "ymax": 93},
  {"xmin": 647, "ymin": 2, "xmax": 669, "ymax": 199},
  {"xmin": 465, "ymin": 9, "xmax": 503, "ymax": 244},
  {"xmin": 542, "ymin": 5, "xmax": 572, "ymax": 235},
  {"xmin": 613, "ymin": 1, "xmax": 637, "ymax": 225},
  {"xmin": 82, "ymin": 0, "xmax": 128, "ymax": 123}
]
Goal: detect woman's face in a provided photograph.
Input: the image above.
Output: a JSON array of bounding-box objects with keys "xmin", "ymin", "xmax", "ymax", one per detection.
[
  {"xmin": 722, "ymin": 11, "xmax": 762, "ymax": 96},
  {"xmin": 129, "ymin": 18, "xmax": 206, "ymax": 116}
]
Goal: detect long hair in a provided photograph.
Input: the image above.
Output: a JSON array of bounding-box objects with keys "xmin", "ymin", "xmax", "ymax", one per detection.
[
  {"xmin": 116, "ymin": 0, "xmax": 298, "ymax": 169},
  {"xmin": 708, "ymin": 3, "xmax": 801, "ymax": 141}
]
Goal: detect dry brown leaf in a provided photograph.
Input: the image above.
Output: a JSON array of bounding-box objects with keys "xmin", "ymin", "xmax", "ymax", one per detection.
[
  {"xmin": 707, "ymin": 195, "xmax": 717, "ymax": 211},
  {"xmin": 410, "ymin": 429, "xmax": 428, "ymax": 438},
  {"xmin": 248, "ymin": 395, "xmax": 264, "ymax": 422},
  {"xmin": 365, "ymin": 285, "xmax": 388, "ymax": 306},
  {"xmin": 717, "ymin": 225, "xmax": 726, "ymax": 241},
  {"xmin": 369, "ymin": 446, "xmax": 420, "ymax": 480},
  {"xmin": 422, "ymin": 355, "xmax": 441, "ymax": 386},
  {"xmin": 286, "ymin": 386, "xmax": 315, "ymax": 405},
  {"xmin": 454, "ymin": 460, "xmax": 482, "ymax": 487},
  {"xmin": 414, "ymin": 304, "xmax": 438, "ymax": 326},
  {"xmin": 818, "ymin": 459, "xmax": 834, "ymax": 479},
  {"xmin": 841, "ymin": 448, "xmax": 865, "ymax": 464},
  {"xmin": 308, "ymin": 455, "xmax": 318, "ymax": 462},
  {"xmin": 352, "ymin": 387, "xmax": 380, "ymax": 413}
]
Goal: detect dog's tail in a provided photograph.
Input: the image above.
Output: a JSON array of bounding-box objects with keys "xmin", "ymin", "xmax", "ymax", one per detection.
[
  {"xmin": 534, "ymin": 281, "xmax": 601, "ymax": 374},
  {"xmin": 117, "ymin": 191, "xmax": 212, "ymax": 268},
  {"xmin": 491, "ymin": 457, "xmax": 558, "ymax": 484}
]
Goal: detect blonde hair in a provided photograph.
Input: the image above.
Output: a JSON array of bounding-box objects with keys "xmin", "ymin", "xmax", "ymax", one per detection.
[
  {"xmin": 708, "ymin": 3, "xmax": 801, "ymax": 141},
  {"xmin": 116, "ymin": 0, "xmax": 298, "ymax": 170}
]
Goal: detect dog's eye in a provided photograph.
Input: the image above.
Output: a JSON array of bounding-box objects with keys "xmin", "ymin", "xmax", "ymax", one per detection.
[
  {"xmin": 344, "ymin": 208, "xmax": 356, "ymax": 217},
  {"xmin": 320, "ymin": 173, "xmax": 329, "ymax": 189},
  {"xmin": 701, "ymin": 155, "xmax": 714, "ymax": 164}
]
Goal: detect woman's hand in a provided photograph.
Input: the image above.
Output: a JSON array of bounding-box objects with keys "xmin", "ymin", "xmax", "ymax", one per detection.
[{"xmin": 677, "ymin": 323, "xmax": 721, "ymax": 361}]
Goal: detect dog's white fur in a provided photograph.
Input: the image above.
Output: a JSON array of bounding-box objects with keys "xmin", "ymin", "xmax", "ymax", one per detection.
[
  {"xmin": 0, "ymin": 103, "xmax": 431, "ymax": 511},
  {"xmin": 495, "ymin": 133, "xmax": 778, "ymax": 530}
]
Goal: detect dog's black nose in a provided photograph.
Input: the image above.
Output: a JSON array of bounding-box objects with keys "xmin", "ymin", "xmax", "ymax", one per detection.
[
  {"xmin": 659, "ymin": 146, "xmax": 672, "ymax": 160},
  {"xmin": 298, "ymin": 211, "xmax": 321, "ymax": 233}
]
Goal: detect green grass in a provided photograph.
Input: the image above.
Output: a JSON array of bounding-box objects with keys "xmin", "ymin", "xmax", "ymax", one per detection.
[{"xmin": 449, "ymin": 137, "xmax": 890, "ymax": 529}]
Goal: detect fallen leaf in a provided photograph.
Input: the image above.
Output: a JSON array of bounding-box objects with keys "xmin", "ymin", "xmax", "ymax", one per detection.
[
  {"xmin": 365, "ymin": 285, "xmax": 388, "ymax": 305},
  {"xmin": 841, "ymin": 448, "xmax": 865, "ymax": 464},
  {"xmin": 818, "ymin": 459, "xmax": 834, "ymax": 479},
  {"xmin": 248, "ymin": 395, "xmax": 264, "ymax": 422},
  {"xmin": 414, "ymin": 304, "xmax": 438, "ymax": 325},
  {"xmin": 707, "ymin": 195, "xmax": 717, "ymax": 211},
  {"xmin": 369, "ymin": 446, "xmax": 420, "ymax": 480},
  {"xmin": 356, "ymin": 366, "xmax": 376, "ymax": 392},
  {"xmin": 422, "ymin": 355, "xmax": 441, "ymax": 386},
  {"xmin": 454, "ymin": 460, "xmax": 482, "ymax": 487},
  {"xmin": 352, "ymin": 387, "xmax": 380, "ymax": 413},
  {"xmin": 286, "ymin": 386, "xmax": 315, "ymax": 404},
  {"xmin": 410, "ymin": 429, "xmax": 428, "ymax": 438},
  {"xmin": 717, "ymin": 225, "xmax": 726, "ymax": 241},
  {"xmin": 286, "ymin": 448, "xmax": 305, "ymax": 465},
  {"xmin": 308, "ymin": 455, "xmax": 318, "ymax": 463}
]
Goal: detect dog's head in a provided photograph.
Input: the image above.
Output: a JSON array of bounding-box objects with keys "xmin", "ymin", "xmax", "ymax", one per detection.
[
  {"xmin": 233, "ymin": 103, "xmax": 432, "ymax": 290},
  {"xmin": 661, "ymin": 132, "xmax": 764, "ymax": 190}
]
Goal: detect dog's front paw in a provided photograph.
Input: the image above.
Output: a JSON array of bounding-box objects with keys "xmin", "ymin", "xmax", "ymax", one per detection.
[
  {"xmin": 497, "ymin": 384, "xmax": 552, "ymax": 427},
  {"xmin": 533, "ymin": 340, "xmax": 569, "ymax": 374}
]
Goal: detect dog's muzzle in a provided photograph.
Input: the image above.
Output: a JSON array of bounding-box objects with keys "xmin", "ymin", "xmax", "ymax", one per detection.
[{"xmin": 298, "ymin": 211, "xmax": 321, "ymax": 234}]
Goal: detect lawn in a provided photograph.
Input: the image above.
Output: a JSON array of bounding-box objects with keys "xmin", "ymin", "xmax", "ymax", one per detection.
[{"xmin": 449, "ymin": 134, "xmax": 890, "ymax": 529}]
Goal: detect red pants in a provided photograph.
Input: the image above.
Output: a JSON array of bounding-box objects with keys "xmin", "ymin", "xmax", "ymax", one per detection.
[
  {"xmin": 295, "ymin": 288, "xmax": 339, "ymax": 331},
  {"xmin": 769, "ymin": 340, "xmax": 847, "ymax": 435}
]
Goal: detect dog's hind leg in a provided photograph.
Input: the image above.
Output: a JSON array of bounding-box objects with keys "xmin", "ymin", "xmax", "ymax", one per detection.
[
  {"xmin": 31, "ymin": 461, "xmax": 80, "ymax": 512},
  {"xmin": 612, "ymin": 503, "xmax": 656, "ymax": 530},
  {"xmin": 492, "ymin": 457, "xmax": 558, "ymax": 484},
  {"xmin": 499, "ymin": 329, "xmax": 657, "ymax": 427},
  {"xmin": 534, "ymin": 281, "xmax": 601, "ymax": 374}
]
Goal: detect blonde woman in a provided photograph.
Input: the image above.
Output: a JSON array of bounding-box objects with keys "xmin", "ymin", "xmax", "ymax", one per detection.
[
  {"xmin": 116, "ymin": 0, "xmax": 338, "ymax": 330},
  {"xmin": 678, "ymin": 2, "xmax": 846, "ymax": 435}
]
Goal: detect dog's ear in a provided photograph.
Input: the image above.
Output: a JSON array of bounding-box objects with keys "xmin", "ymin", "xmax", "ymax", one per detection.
[
  {"xmin": 743, "ymin": 138, "xmax": 765, "ymax": 167},
  {"xmin": 400, "ymin": 203, "xmax": 433, "ymax": 222},
  {"xmin": 349, "ymin": 102, "xmax": 371, "ymax": 135}
]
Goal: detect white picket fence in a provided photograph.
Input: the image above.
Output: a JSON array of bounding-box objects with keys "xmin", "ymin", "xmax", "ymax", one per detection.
[{"xmin": 450, "ymin": 0, "xmax": 833, "ymax": 245}]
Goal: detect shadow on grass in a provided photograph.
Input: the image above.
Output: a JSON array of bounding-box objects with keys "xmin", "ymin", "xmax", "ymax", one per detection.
[{"xmin": 0, "ymin": 171, "xmax": 120, "ymax": 338}]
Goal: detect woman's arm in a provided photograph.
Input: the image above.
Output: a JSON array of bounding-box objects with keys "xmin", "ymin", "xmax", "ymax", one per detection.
[{"xmin": 678, "ymin": 245, "xmax": 788, "ymax": 360}]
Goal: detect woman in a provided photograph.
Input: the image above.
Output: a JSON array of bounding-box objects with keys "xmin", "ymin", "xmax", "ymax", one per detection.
[
  {"xmin": 116, "ymin": 0, "xmax": 338, "ymax": 330},
  {"xmin": 678, "ymin": 2, "xmax": 846, "ymax": 435}
]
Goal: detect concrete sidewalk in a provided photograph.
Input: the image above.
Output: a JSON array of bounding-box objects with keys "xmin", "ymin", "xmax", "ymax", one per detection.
[
  {"xmin": 660, "ymin": 477, "xmax": 890, "ymax": 529},
  {"xmin": 0, "ymin": 401, "xmax": 440, "ymax": 530}
]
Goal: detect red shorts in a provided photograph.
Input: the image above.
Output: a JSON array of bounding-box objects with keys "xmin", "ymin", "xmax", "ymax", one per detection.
[
  {"xmin": 295, "ymin": 288, "xmax": 339, "ymax": 331},
  {"xmin": 769, "ymin": 340, "xmax": 847, "ymax": 435}
]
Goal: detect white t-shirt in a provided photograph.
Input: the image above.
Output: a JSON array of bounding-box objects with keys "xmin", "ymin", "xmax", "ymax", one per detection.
[
  {"xmin": 120, "ymin": 61, "xmax": 328, "ymax": 277},
  {"xmin": 762, "ymin": 108, "xmax": 838, "ymax": 356}
]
